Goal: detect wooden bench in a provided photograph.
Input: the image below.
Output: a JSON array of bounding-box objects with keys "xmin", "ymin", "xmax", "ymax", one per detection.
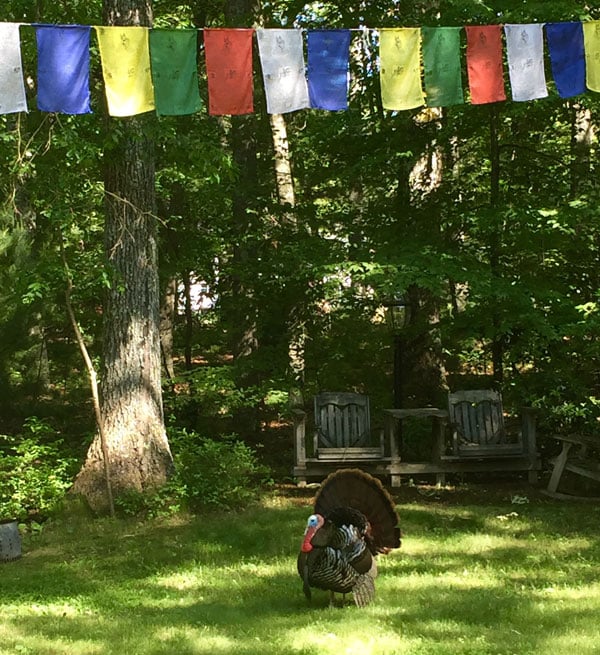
[{"xmin": 546, "ymin": 434, "xmax": 600, "ymax": 499}]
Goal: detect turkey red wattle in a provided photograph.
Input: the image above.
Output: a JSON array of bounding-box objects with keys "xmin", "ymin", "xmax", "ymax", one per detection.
[{"xmin": 301, "ymin": 513, "xmax": 324, "ymax": 552}]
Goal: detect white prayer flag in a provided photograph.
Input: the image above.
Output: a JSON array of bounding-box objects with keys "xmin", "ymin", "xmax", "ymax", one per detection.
[
  {"xmin": 256, "ymin": 28, "xmax": 309, "ymax": 114},
  {"xmin": 504, "ymin": 24, "xmax": 548, "ymax": 102},
  {"xmin": 0, "ymin": 23, "xmax": 27, "ymax": 114}
]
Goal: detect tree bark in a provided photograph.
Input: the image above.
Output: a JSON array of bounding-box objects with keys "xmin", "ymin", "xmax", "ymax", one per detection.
[
  {"xmin": 182, "ymin": 270, "xmax": 194, "ymax": 369},
  {"xmin": 160, "ymin": 276, "xmax": 177, "ymax": 380},
  {"xmin": 269, "ymin": 113, "xmax": 296, "ymax": 213},
  {"xmin": 268, "ymin": 112, "xmax": 307, "ymax": 384},
  {"xmin": 569, "ymin": 103, "xmax": 594, "ymax": 198},
  {"xmin": 221, "ymin": 0, "xmax": 262, "ymax": 436},
  {"xmin": 397, "ymin": 117, "xmax": 447, "ymax": 407},
  {"xmin": 72, "ymin": 0, "xmax": 172, "ymax": 512},
  {"xmin": 489, "ymin": 104, "xmax": 504, "ymax": 385}
]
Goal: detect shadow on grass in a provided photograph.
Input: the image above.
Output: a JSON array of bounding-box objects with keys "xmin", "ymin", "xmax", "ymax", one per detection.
[{"xmin": 2, "ymin": 496, "xmax": 600, "ymax": 654}]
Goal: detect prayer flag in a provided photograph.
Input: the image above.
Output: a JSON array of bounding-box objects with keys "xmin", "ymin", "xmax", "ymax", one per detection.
[
  {"xmin": 422, "ymin": 26, "xmax": 463, "ymax": 107},
  {"xmin": 545, "ymin": 22, "xmax": 586, "ymax": 98},
  {"xmin": 204, "ymin": 28, "xmax": 254, "ymax": 116},
  {"xmin": 0, "ymin": 23, "xmax": 27, "ymax": 114},
  {"xmin": 465, "ymin": 25, "xmax": 506, "ymax": 104},
  {"xmin": 582, "ymin": 21, "xmax": 600, "ymax": 93},
  {"xmin": 307, "ymin": 29, "xmax": 351, "ymax": 111},
  {"xmin": 35, "ymin": 24, "xmax": 91, "ymax": 114},
  {"xmin": 256, "ymin": 28, "xmax": 310, "ymax": 114},
  {"xmin": 96, "ymin": 26, "xmax": 154, "ymax": 117},
  {"xmin": 504, "ymin": 24, "xmax": 547, "ymax": 102},
  {"xmin": 379, "ymin": 28, "xmax": 425, "ymax": 110},
  {"xmin": 149, "ymin": 29, "xmax": 201, "ymax": 116}
]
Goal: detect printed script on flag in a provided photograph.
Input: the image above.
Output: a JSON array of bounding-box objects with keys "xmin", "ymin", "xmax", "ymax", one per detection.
[
  {"xmin": 256, "ymin": 28, "xmax": 310, "ymax": 114},
  {"xmin": 504, "ymin": 24, "xmax": 547, "ymax": 102},
  {"xmin": 204, "ymin": 28, "xmax": 254, "ymax": 116},
  {"xmin": 379, "ymin": 28, "xmax": 425, "ymax": 110},
  {"xmin": 422, "ymin": 26, "xmax": 463, "ymax": 107},
  {"xmin": 96, "ymin": 26, "xmax": 155, "ymax": 117},
  {"xmin": 149, "ymin": 29, "xmax": 202, "ymax": 116},
  {"xmin": 0, "ymin": 23, "xmax": 27, "ymax": 114},
  {"xmin": 465, "ymin": 25, "xmax": 506, "ymax": 104}
]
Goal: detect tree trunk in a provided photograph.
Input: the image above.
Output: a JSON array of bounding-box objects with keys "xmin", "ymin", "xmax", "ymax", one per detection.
[
  {"xmin": 489, "ymin": 104, "xmax": 504, "ymax": 385},
  {"xmin": 160, "ymin": 276, "xmax": 177, "ymax": 380},
  {"xmin": 569, "ymin": 103, "xmax": 594, "ymax": 198},
  {"xmin": 269, "ymin": 113, "xmax": 296, "ymax": 214},
  {"xmin": 182, "ymin": 270, "xmax": 193, "ymax": 369},
  {"xmin": 398, "ymin": 117, "xmax": 447, "ymax": 407},
  {"xmin": 268, "ymin": 112, "xmax": 307, "ymax": 385},
  {"xmin": 214, "ymin": 0, "xmax": 263, "ymax": 437},
  {"xmin": 72, "ymin": 0, "xmax": 172, "ymax": 512}
]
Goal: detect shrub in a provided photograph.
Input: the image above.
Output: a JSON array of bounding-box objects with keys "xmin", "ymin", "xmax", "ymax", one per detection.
[
  {"xmin": 114, "ymin": 429, "xmax": 271, "ymax": 517},
  {"xmin": 0, "ymin": 418, "xmax": 77, "ymax": 521},
  {"xmin": 171, "ymin": 428, "xmax": 271, "ymax": 512}
]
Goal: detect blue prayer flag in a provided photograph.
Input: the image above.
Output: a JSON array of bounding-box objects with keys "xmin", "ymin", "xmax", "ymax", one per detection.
[
  {"xmin": 35, "ymin": 24, "xmax": 92, "ymax": 114},
  {"xmin": 307, "ymin": 29, "xmax": 351, "ymax": 111},
  {"xmin": 545, "ymin": 22, "xmax": 586, "ymax": 98}
]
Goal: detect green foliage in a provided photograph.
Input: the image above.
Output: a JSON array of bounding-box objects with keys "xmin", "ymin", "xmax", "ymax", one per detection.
[
  {"xmin": 0, "ymin": 417, "xmax": 77, "ymax": 520},
  {"xmin": 0, "ymin": 0, "xmax": 600, "ymax": 487},
  {"xmin": 114, "ymin": 429, "xmax": 271, "ymax": 517},
  {"xmin": 113, "ymin": 479, "xmax": 185, "ymax": 519},
  {"xmin": 170, "ymin": 428, "xmax": 272, "ymax": 511}
]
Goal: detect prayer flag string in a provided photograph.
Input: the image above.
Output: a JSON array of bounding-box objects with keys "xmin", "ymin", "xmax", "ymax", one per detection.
[{"xmin": 0, "ymin": 21, "xmax": 598, "ymax": 117}]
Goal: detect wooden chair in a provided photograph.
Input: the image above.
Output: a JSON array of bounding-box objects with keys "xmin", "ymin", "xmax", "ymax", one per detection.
[
  {"xmin": 438, "ymin": 389, "xmax": 541, "ymax": 483},
  {"xmin": 292, "ymin": 392, "xmax": 400, "ymax": 486}
]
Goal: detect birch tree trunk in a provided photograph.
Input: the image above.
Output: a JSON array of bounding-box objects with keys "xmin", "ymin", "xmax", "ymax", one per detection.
[
  {"xmin": 72, "ymin": 0, "xmax": 173, "ymax": 512},
  {"xmin": 269, "ymin": 113, "xmax": 306, "ymax": 384}
]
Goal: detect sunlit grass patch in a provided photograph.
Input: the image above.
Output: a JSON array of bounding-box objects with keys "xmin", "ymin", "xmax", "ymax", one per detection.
[{"xmin": 2, "ymin": 494, "xmax": 600, "ymax": 654}]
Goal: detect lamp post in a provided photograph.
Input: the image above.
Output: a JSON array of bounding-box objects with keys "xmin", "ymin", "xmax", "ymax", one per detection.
[{"xmin": 383, "ymin": 295, "xmax": 410, "ymax": 409}]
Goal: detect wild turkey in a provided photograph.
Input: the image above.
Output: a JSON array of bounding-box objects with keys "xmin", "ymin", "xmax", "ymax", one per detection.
[{"xmin": 297, "ymin": 468, "xmax": 401, "ymax": 607}]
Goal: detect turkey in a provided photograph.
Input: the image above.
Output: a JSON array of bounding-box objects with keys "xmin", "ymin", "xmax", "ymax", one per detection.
[{"xmin": 297, "ymin": 468, "xmax": 401, "ymax": 607}]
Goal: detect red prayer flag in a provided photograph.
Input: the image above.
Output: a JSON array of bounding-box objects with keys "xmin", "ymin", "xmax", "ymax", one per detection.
[
  {"xmin": 465, "ymin": 25, "xmax": 506, "ymax": 104},
  {"xmin": 204, "ymin": 28, "xmax": 254, "ymax": 115}
]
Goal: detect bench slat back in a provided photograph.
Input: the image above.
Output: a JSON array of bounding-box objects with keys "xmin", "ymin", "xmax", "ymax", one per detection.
[
  {"xmin": 448, "ymin": 390, "xmax": 520, "ymax": 455},
  {"xmin": 314, "ymin": 392, "xmax": 371, "ymax": 449}
]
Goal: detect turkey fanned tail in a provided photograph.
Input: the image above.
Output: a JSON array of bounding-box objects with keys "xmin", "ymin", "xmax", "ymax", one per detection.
[{"xmin": 352, "ymin": 560, "xmax": 377, "ymax": 608}]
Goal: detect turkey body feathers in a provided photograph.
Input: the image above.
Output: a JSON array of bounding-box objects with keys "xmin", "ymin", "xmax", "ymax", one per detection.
[{"xmin": 297, "ymin": 468, "xmax": 401, "ymax": 607}]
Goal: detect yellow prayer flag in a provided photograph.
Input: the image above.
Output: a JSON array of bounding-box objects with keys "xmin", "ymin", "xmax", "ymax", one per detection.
[
  {"xmin": 379, "ymin": 28, "xmax": 425, "ymax": 111},
  {"xmin": 96, "ymin": 26, "xmax": 155, "ymax": 117},
  {"xmin": 583, "ymin": 22, "xmax": 600, "ymax": 92}
]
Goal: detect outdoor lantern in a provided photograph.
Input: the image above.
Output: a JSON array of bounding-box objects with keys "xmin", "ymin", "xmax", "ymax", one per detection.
[
  {"xmin": 383, "ymin": 294, "xmax": 411, "ymax": 335},
  {"xmin": 382, "ymin": 294, "xmax": 411, "ymax": 409}
]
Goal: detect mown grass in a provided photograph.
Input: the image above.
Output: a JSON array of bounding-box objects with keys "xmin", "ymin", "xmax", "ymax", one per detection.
[{"xmin": 2, "ymin": 486, "xmax": 600, "ymax": 655}]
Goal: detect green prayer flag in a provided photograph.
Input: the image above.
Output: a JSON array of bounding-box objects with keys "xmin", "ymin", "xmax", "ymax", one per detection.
[
  {"xmin": 422, "ymin": 27, "xmax": 464, "ymax": 107},
  {"xmin": 149, "ymin": 29, "xmax": 202, "ymax": 116}
]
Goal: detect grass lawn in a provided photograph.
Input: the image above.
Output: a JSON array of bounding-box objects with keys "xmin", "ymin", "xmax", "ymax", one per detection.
[{"xmin": 2, "ymin": 483, "xmax": 600, "ymax": 655}]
